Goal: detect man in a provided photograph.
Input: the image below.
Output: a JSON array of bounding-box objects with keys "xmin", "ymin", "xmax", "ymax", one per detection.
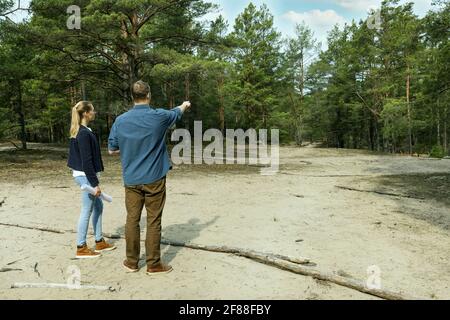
[{"xmin": 108, "ymin": 80, "xmax": 191, "ymax": 275}]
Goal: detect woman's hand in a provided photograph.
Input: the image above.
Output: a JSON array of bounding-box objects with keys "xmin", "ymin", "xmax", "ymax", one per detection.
[
  {"xmin": 94, "ymin": 186, "xmax": 102, "ymax": 197},
  {"xmin": 109, "ymin": 149, "xmax": 120, "ymax": 156}
]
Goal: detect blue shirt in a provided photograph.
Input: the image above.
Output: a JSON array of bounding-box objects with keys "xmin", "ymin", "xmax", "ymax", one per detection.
[{"xmin": 108, "ymin": 104, "xmax": 182, "ymax": 186}]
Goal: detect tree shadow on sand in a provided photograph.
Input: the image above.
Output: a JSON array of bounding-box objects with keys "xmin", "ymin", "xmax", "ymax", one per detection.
[
  {"xmin": 374, "ymin": 173, "xmax": 450, "ymax": 230},
  {"xmin": 161, "ymin": 216, "xmax": 220, "ymax": 264},
  {"xmin": 114, "ymin": 216, "xmax": 220, "ymax": 267}
]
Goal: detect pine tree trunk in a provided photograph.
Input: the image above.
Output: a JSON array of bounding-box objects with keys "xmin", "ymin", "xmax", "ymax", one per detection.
[
  {"xmin": 81, "ymin": 81, "xmax": 86, "ymax": 101},
  {"xmin": 406, "ymin": 70, "xmax": 412, "ymax": 155},
  {"xmin": 437, "ymin": 107, "xmax": 441, "ymax": 146},
  {"xmin": 217, "ymin": 75, "xmax": 225, "ymax": 134},
  {"xmin": 444, "ymin": 105, "xmax": 448, "ymax": 154},
  {"xmin": 16, "ymin": 81, "xmax": 27, "ymax": 150},
  {"xmin": 50, "ymin": 122, "xmax": 54, "ymax": 143},
  {"xmin": 120, "ymin": 19, "xmax": 134, "ymax": 105},
  {"xmin": 169, "ymin": 82, "xmax": 175, "ymax": 109},
  {"xmin": 184, "ymin": 74, "xmax": 190, "ymax": 130},
  {"xmin": 184, "ymin": 73, "xmax": 190, "ymax": 101}
]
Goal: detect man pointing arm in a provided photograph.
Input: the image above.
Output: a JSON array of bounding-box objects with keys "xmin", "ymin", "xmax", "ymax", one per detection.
[{"xmin": 107, "ymin": 80, "xmax": 191, "ymax": 275}]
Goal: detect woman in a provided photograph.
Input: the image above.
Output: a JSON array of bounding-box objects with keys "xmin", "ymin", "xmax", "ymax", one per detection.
[{"xmin": 67, "ymin": 101, "xmax": 116, "ymax": 259}]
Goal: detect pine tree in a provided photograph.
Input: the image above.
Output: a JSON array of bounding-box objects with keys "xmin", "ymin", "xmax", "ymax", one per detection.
[{"xmin": 230, "ymin": 3, "xmax": 282, "ymax": 129}]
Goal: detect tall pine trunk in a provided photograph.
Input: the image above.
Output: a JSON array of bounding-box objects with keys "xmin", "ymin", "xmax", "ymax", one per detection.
[
  {"xmin": 444, "ymin": 105, "xmax": 448, "ymax": 154},
  {"xmin": 406, "ymin": 68, "xmax": 412, "ymax": 155},
  {"xmin": 184, "ymin": 74, "xmax": 190, "ymax": 130},
  {"xmin": 16, "ymin": 80, "xmax": 27, "ymax": 150},
  {"xmin": 217, "ymin": 75, "xmax": 225, "ymax": 134},
  {"xmin": 437, "ymin": 107, "xmax": 441, "ymax": 146}
]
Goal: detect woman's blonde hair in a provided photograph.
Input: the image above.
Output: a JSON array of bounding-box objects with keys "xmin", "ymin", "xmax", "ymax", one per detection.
[{"xmin": 70, "ymin": 101, "xmax": 93, "ymax": 138}]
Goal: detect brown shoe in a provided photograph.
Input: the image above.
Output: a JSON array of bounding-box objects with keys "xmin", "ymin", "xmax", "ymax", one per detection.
[
  {"xmin": 95, "ymin": 238, "xmax": 116, "ymax": 253},
  {"xmin": 146, "ymin": 263, "xmax": 173, "ymax": 276},
  {"xmin": 123, "ymin": 260, "xmax": 139, "ymax": 273},
  {"xmin": 76, "ymin": 244, "xmax": 101, "ymax": 259}
]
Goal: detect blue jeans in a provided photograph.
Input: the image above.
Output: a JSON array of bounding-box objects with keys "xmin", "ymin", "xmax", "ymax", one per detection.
[{"xmin": 74, "ymin": 176, "xmax": 103, "ymax": 246}]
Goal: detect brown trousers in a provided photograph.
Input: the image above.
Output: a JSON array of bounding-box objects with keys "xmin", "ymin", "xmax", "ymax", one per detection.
[{"xmin": 125, "ymin": 177, "xmax": 166, "ymax": 268}]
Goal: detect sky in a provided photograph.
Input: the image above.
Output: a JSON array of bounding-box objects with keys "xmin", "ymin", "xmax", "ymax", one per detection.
[
  {"xmin": 7, "ymin": 0, "xmax": 437, "ymax": 48},
  {"xmin": 203, "ymin": 0, "xmax": 437, "ymax": 47}
]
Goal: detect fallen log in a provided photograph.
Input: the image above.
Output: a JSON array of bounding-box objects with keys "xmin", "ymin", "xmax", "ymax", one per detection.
[
  {"xmin": 281, "ymin": 172, "xmax": 373, "ymax": 177},
  {"xmin": 0, "ymin": 223, "xmax": 314, "ymax": 266},
  {"xmin": 0, "ymin": 222, "xmax": 64, "ymax": 234},
  {"xmin": 161, "ymin": 239, "xmax": 315, "ymax": 266},
  {"xmin": 161, "ymin": 239, "xmax": 421, "ymax": 300},
  {"xmin": 6, "ymin": 257, "xmax": 29, "ymax": 266},
  {"xmin": 1, "ymin": 222, "xmax": 424, "ymax": 299},
  {"xmin": 11, "ymin": 282, "xmax": 115, "ymax": 292},
  {"xmin": 0, "ymin": 268, "xmax": 23, "ymax": 273},
  {"xmin": 247, "ymin": 255, "xmax": 421, "ymax": 300},
  {"xmin": 335, "ymin": 186, "xmax": 425, "ymax": 200}
]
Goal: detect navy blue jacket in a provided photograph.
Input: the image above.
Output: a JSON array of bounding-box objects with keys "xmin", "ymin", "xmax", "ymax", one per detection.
[{"xmin": 67, "ymin": 125, "xmax": 104, "ymax": 187}]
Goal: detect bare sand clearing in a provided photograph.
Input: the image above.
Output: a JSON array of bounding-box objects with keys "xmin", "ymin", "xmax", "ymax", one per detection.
[{"xmin": 0, "ymin": 144, "xmax": 449, "ymax": 300}]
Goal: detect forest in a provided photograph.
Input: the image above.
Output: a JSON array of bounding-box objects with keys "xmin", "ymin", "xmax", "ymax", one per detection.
[{"xmin": 0, "ymin": 0, "xmax": 448, "ymax": 156}]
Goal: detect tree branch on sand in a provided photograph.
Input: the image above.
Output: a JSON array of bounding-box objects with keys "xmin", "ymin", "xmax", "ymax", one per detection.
[
  {"xmin": 335, "ymin": 185, "xmax": 425, "ymax": 200},
  {"xmin": 11, "ymin": 282, "xmax": 115, "ymax": 292},
  {"xmin": 0, "ymin": 222, "xmax": 424, "ymax": 300}
]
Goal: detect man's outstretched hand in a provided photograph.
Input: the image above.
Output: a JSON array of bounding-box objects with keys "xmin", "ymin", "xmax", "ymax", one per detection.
[{"xmin": 180, "ymin": 101, "xmax": 191, "ymax": 113}]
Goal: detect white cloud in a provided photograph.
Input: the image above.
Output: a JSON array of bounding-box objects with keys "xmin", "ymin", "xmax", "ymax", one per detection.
[
  {"xmin": 331, "ymin": 0, "xmax": 435, "ymax": 16},
  {"xmin": 283, "ymin": 9, "xmax": 347, "ymax": 28},
  {"xmin": 333, "ymin": 0, "xmax": 380, "ymax": 12},
  {"xmin": 411, "ymin": 0, "xmax": 435, "ymax": 15},
  {"xmin": 281, "ymin": 9, "xmax": 348, "ymax": 48}
]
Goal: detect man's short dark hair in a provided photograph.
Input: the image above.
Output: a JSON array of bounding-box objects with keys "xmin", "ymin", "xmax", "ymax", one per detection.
[{"xmin": 132, "ymin": 80, "xmax": 151, "ymax": 102}]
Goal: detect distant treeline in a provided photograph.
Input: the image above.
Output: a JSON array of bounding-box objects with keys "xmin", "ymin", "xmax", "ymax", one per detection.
[{"xmin": 0, "ymin": 0, "xmax": 448, "ymax": 156}]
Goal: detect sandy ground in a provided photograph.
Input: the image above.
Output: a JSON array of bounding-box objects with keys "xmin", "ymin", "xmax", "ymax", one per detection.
[{"xmin": 0, "ymin": 144, "xmax": 449, "ymax": 300}]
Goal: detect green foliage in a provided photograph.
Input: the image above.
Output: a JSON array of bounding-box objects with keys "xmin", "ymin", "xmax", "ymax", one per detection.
[
  {"xmin": 229, "ymin": 3, "xmax": 282, "ymax": 129},
  {"xmin": 430, "ymin": 145, "xmax": 445, "ymax": 158},
  {"xmin": 0, "ymin": 0, "xmax": 13, "ymax": 14},
  {"xmin": 380, "ymin": 99, "xmax": 408, "ymax": 147},
  {"xmin": 0, "ymin": 0, "xmax": 448, "ymax": 152}
]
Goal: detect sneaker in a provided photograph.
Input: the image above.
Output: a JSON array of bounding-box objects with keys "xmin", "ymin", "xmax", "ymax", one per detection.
[
  {"xmin": 76, "ymin": 244, "xmax": 101, "ymax": 259},
  {"xmin": 95, "ymin": 238, "xmax": 116, "ymax": 253},
  {"xmin": 146, "ymin": 263, "xmax": 173, "ymax": 276},
  {"xmin": 123, "ymin": 260, "xmax": 139, "ymax": 273}
]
